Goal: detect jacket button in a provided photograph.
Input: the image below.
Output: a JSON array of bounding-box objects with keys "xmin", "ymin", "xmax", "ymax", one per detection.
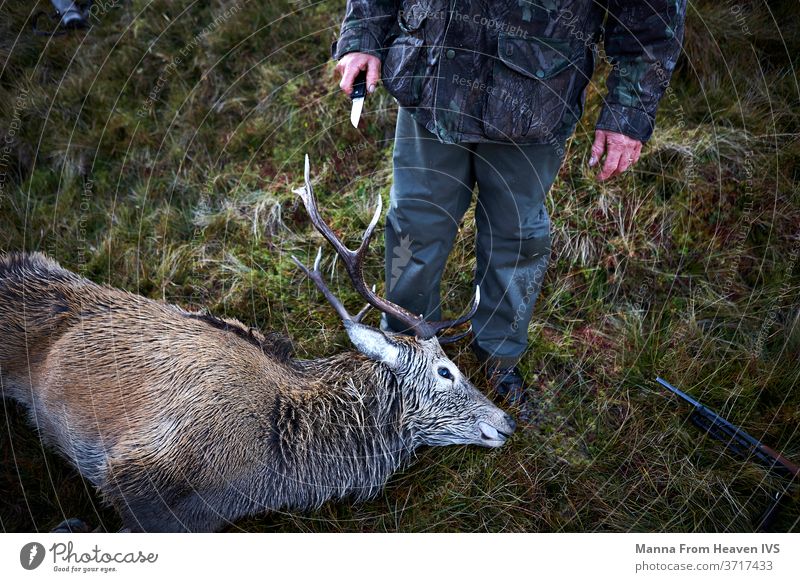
[
  {"xmin": 445, "ymin": 49, "xmax": 456, "ymax": 59},
  {"xmin": 535, "ymin": 69, "xmax": 545, "ymax": 78}
]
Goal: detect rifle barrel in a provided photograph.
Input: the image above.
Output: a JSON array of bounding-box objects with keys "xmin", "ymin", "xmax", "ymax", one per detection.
[
  {"xmin": 656, "ymin": 377, "xmax": 702, "ymax": 407},
  {"xmin": 658, "ymin": 377, "xmax": 800, "ymax": 480}
]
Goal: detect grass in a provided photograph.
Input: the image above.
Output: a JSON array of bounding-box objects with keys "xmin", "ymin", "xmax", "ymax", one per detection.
[{"xmin": 1, "ymin": 0, "xmax": 798, "ymax": 532}]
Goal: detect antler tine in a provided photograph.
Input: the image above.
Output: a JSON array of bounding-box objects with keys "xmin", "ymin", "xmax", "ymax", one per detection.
[
  {"xmin": 294, "ymin": 155, "xmax": 354, "ymax": 262},
  {"xmin": 291, "ymin": 248, "xmax": 355, "ymax": 323},
  {"xmin": 358, "ymin": 194, "xmax": 382, "ymax": 250},
  {"xmin": 437, "ymin": 323, "xmax": 474, "ymax": 345},
  {"xmin": 430, "ymin": 285, "xmax": 481, "ymax": 336},
  {"xmin": 352, "ymin": 285, "xmax": 375, "ymax": 324}
]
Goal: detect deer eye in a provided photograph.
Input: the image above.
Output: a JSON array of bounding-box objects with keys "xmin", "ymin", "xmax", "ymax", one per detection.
[{"xmin": 437, "ymin": 367, "xmax": 454, "ymax": 381}]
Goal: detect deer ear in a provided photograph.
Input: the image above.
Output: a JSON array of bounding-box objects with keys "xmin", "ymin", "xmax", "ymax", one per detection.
[{"xmin": 343, "ymin": 321, "xmax": 401, "ymax": 367}]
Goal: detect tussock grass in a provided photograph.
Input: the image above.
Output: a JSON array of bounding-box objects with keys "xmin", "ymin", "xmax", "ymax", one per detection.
[{"xmin": 1, "ymin": 0, "xmax": 798, "ymax": 532}]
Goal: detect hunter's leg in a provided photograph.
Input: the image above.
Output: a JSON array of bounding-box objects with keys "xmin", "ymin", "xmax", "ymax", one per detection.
[
  {"xmin": 470, "ymin": 142, "xmax": 563, "ymax": 367},
  {"xmin": 383, "ymin": 107, "xmax": 475, "ymax": 333}
]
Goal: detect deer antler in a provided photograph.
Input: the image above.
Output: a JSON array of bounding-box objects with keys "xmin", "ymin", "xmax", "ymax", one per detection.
[
  {"xmin": 292, "ymin": 155, "xmax": 479, "ymax": 340},
  {"xmin": 291, "ymin": 248, "xmax": 372, "ymax": 324}
]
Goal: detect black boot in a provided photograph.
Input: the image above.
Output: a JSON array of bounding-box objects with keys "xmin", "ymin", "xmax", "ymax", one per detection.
[{"xmin": 486, "ymin": 364, "xmax": 530, "ymax": 408}]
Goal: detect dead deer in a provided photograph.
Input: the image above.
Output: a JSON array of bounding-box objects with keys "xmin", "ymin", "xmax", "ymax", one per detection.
[{"xmin": 0, "ymin": 156, "xmax": 515, "ymax": 532}]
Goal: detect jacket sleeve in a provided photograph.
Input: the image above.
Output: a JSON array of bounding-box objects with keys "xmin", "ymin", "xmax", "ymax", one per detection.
[
  {"xmin": 596, "ymin": 0, "xmax": 687, "ymax": 142},
  {"xmin": 331, "ymin": 0, "xmax": 399, "ymax": 61}
]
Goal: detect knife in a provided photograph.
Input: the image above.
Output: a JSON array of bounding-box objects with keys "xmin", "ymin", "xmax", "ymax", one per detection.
[{"xmin": 350, "ymin": 70, "xmax": 367, "ymax": 128}]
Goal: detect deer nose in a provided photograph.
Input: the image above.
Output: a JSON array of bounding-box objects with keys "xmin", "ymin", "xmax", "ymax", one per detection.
[{"xmin": 504, "ymin": 414, "xmax": 517, "ymax": 433}]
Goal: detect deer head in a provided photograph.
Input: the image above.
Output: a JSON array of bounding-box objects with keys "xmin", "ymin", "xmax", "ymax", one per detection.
[{"xmin": 292, "ymin": 156, "xmax": 516, "ymax": 448}]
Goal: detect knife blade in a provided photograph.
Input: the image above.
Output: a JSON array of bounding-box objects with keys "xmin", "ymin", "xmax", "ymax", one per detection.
[{"xmin": 350, "ymin": 70, "xmax": 367, "ymax": 128}]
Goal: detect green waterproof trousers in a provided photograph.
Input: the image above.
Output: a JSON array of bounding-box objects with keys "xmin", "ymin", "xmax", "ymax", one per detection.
[{"xmin": 382, "ymin": 108, "xmax": 564, "ymax": 368}]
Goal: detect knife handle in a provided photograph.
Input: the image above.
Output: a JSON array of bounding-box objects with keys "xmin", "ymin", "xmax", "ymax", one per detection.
[{"xmin": 351, "ymin": 70, "xmax": 367, "ymax": 100}]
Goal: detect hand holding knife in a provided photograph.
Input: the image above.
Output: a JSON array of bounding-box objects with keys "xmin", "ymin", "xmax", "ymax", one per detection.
[{"xmin": 350, "ymin": 70, "xmax": 367, "ymax": 128}]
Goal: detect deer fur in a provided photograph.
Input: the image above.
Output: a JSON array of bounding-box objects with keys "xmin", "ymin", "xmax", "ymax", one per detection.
[{"xmin": 0, "ymin": 252, "xmax": 515, "ymax": 532}]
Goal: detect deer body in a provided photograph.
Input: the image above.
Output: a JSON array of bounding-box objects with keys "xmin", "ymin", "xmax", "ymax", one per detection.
[
  {"xmin": 1, "ymin": 253, "xmax": 419, "ymax": 531},
  {"xmin": 0, "ymin": 158, "xmax": 515, "ymax": 532},
  {"xmin": 1, "ymin": 252, "xmax": 513, "ymax": 532}
]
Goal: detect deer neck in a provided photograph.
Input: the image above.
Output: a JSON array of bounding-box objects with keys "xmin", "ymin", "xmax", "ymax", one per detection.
[{"xmin": 265, "ymin": 353, "xmax": 415, "ymax": 509}]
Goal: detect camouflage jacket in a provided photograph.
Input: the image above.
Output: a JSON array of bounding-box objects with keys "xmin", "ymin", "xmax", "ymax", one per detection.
[{"xmin": 333, "ymin": 0, "xmax": 687, "ymax": 145}]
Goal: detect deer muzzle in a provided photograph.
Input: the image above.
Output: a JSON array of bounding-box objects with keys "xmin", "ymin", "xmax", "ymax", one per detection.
[{"xmin": 477, "ymin": 414, "xmax": 517, "ymax": 447}]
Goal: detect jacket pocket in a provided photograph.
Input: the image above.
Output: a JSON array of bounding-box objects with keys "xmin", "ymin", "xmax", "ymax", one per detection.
[
  {"xmin": 382, "ymin": 11, "xmax": 428, "ymax": 107},
  {"xmin": 483, "ymin": 33, "xmax": 583, "ymax": 141}
]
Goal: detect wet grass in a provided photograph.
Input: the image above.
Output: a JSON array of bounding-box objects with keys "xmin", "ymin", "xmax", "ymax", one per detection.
[{"xmin": 0, "ymin": 0, "xmax": 798, "ymax": 532}]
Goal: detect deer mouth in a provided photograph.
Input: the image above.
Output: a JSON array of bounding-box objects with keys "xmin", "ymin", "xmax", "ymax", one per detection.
[{"xmin": 478, "ymin": 421, "xmax": 512, "ymax": 447}]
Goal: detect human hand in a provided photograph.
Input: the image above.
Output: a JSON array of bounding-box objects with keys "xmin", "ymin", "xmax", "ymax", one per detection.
[
  {"xmin": 589, "ymin": 129, "xmax": 643, "ymax": 181},
  {"xmin": 335, "ymin": 52, "xmax": 381, "ymax": 96}
]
